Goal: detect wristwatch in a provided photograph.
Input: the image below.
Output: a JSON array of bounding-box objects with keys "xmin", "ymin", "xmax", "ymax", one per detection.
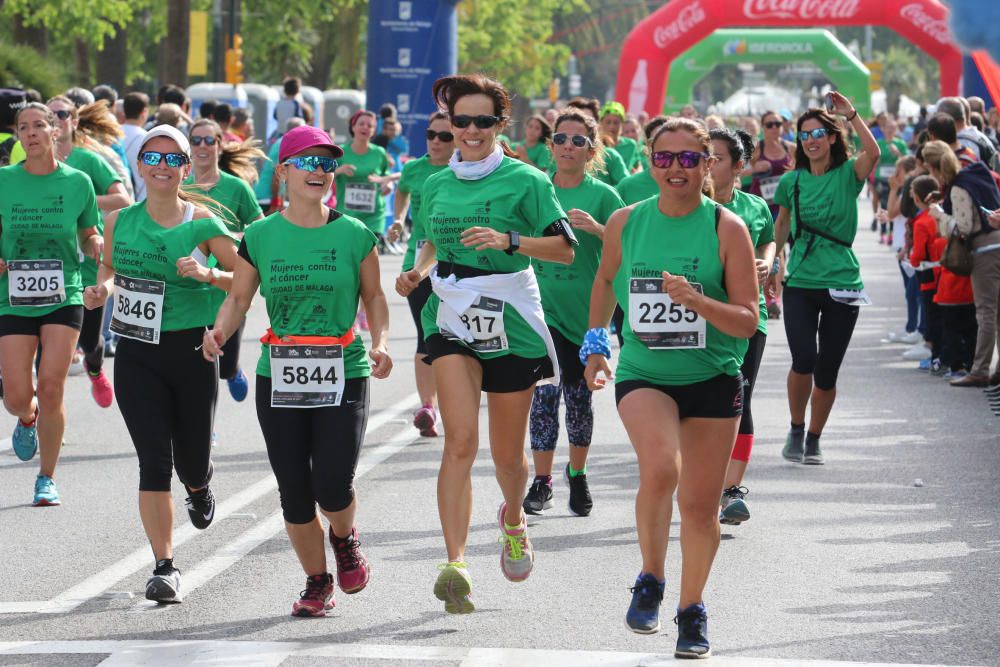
[
  {"xmin": 505, "ymin": 231, "xmax": 521, "ymax": 256},
  {"xmin": 209, "ymin": 268, "xmax": 221, "ymax": 285}
]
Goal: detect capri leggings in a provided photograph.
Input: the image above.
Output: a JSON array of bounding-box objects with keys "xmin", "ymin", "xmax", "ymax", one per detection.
[
  {"xmin": 732, "ymin": 330, "xmax": 766, "ymax": 463},
  {"xmin": 78, "ymin": 305, "xmax": 105, "ymax": 372},
  {"xmin": 218, "ymin": 319, "xmax": 245, "ymax": 380},
  {"xmin": 256, "ymin": 375, "xmax": 369, "ymax": 524},
  {"xmin": 782, "ymin": 285, "xmax": 860, "ymax": 391},
  {"xmin": 114, "ymin": 327, "xmax": 218, "ymax": 492},
  {"xmin": 529, "ymin": 326, "xmax": 593, "ymax": 452}
]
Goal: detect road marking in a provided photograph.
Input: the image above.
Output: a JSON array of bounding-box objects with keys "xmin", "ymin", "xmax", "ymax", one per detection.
[
  {"xmin": 0, "ymin": 391, "xmax": 420, "ymax": 615},
  {"xmin": 0, "ymin": 640, "xmax": 984, "ymax": 667},
  {"xmin": 128, "ymin": 410, "xmax": 427, "ymax": 612}
]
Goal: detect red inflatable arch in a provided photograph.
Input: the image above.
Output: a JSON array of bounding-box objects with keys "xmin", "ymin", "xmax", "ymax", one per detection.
[{"xmin": 615, "ymin": 0, "xmax": 961, "ymax": 116}]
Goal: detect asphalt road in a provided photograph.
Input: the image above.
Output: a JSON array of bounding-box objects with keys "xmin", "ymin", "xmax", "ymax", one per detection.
[{"xmin": 0, "ymin": 198, "xmax": 997, "ymax": 667}]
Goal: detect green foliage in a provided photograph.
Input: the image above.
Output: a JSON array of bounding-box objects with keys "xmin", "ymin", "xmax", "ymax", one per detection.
[
  {"xmin": 876, "ymin": 44, "xmax": 928, "ymax": 112},
  {"xmin": 0, "ymin": 39, "xmax": 70, "ymax": 97},
  {"xmin": 2, "ymin": 0, "xmax": 134, "ymax": 50}
]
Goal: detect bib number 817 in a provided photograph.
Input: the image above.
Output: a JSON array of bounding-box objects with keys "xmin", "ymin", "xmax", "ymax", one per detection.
[
  {"xmin": 638, "ymin": 301, "xmax": 698, "ymax": 325},
  {"xmin": 117, "ymin": 295, "xmax": 158, "ymax": 321},
  {"xmin": 281, "ymin": 366, "xmax": 339, "ymax": 385},
  {"xmin": 460, "ymin": 313, "xmax": 496, "ymax": 336}
]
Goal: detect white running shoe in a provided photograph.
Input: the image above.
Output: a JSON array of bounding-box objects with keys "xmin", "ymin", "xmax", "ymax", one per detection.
[{"xmin": 902, "ymin": 344, "xmax": 932, "ymax": 361}]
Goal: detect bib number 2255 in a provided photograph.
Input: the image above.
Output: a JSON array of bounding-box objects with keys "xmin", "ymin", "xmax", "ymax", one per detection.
[{"xmin": 629, "ymin": 277, "xmax": 706, "ymax": 349}]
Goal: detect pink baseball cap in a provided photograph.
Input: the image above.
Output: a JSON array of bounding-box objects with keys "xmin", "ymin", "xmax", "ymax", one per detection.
[{"xmin": 278, "ymin": 125, "xmax": 344, "ymax": 163}]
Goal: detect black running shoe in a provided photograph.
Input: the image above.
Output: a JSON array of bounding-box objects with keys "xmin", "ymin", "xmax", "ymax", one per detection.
[
  {"xmin": 674, "ymin": 603, "xmax": 710, "ymax": 658},
  {"xmin": 803, "ymin": 434, "xmax": 824, "ymax": 465},
  {"xmin": 565, "ymin": 464, "xmax": 593, "ymax": 517},
  {"xmin": 146, "ymin": 559, "xmax": 182, "ymax": 603},
  {"xmin": 782, "ymin": 428, "xmax": 805, "ymax": 462},
  {"xmin": 522, "ymin": 477, "xmax": 553, "ymax": 515}
]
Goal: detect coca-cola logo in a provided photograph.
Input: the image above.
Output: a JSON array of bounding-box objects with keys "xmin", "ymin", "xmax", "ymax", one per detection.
[
  {"xmin": 653, "ymin": 1, "xmax": 706, "ymax": 49},
  {"xmin": 900, "ymin": 3, "xmax": 950, "ymax": 44},
  {"xmin": 742, "ymin": 0, "xmax": 860, "ymax": 20}
]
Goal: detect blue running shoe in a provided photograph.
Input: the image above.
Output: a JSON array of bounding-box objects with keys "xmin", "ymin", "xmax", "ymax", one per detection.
[
  {"xmin": 625, "ymin": 572, "xmax": 664, "ymax": 634},
  {"xmin": 720, "ymin": 485, "xmax": 750, "ymax": 525},
  {"xmin": 227, "ymin": 368, "xmax": 249, "ymax": 402},
  {"xmin": 33, "ymin": 475, "xmax": 60, "ymax": 506},
  {"xmin": 674, "ymin": 603, "xmax": 710, "ymax": 659},
  {"xmin": 12, "ymin": 412, "xmax": 38, "ymax": 462}
]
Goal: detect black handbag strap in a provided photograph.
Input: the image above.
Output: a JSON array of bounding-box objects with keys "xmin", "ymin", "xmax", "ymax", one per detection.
[{"xmin": 793, "ymin": 171, "xmax": 853, "ymax": 248}]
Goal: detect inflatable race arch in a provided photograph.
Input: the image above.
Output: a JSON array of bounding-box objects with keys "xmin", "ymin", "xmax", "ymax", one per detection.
[
  {"xmin": 616, "ymin": 0, "xmax": 960, "ymax": 116},
  {"xmin": 666, "ymin": 29, "xmax": 870, "ymax": 116}
]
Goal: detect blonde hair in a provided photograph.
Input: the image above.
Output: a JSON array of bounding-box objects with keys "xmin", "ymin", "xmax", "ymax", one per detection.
[
  {"xmin": 77, "ymin": 100, "xmax": 123, "ymax": 146},
  {"xmin": 920, "ymin": 140, "xmax": 960, "ymax": 187}
]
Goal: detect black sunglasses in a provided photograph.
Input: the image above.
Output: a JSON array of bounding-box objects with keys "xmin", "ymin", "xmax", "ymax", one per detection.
[
  {"xmin": 552, "ymin": 133, "xmax": 592, "ymax": 148},
  {"xmin": 426, "ymin": 129, "xmax": 454, "ymax": 142},
  {"xmin": 190, "ymin": 135, "xmax": 218, "ymax": 146},
  {"xmin": 451, "ymin": 114, "xmax": 503, "ymax": 129},
  {"xmin": 763, "ymin": 121, "xmax": 783, "ymax": 129},
  {"xmin": 53, "ymin": 109, "xmax": 72, "ymax": 121}
]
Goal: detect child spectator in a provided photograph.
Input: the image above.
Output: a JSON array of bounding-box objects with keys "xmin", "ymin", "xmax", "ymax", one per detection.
[{"xmin": 908, "ymin": 174, "xmax": 944, "ymax": 370}]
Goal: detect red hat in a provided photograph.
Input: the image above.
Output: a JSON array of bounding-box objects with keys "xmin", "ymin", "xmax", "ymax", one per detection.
[{"xmin": 279, "ymin": 125, "xmax": 343, "ymax": 163}]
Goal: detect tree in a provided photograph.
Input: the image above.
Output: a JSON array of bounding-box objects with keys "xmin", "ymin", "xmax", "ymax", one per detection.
[
  {"xmin": 159, "ymin": 0, "xmax": 190, "ymax": 87},
  {"xmin": 2, "ymin": 0, "xmax": 134, "ymax": 50},
  {"xmin": 876, "ymin": 45, "xmax": 927, "ymax": 114}
]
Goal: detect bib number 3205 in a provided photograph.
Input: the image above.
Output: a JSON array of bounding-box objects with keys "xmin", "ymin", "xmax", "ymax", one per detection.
[
  {"xmin": 270, "ymin": 344, "xmax": 346, "ymax": 408},
  {"xmin": 629, "ymin": 277, "xmax": 706, "ymax": 349},
  {"xmin": 110, "ymin": 274, "xmax": 165, "ymax": 344},
  {"xmin": 7, "ymin": 260, "xmax": 65, "ymax": 307}
]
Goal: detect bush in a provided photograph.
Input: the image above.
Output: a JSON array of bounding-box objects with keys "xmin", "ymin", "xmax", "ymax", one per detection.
[{"xmin": 0, "ymin": 41, "xmax": 70, "ymax": 99}]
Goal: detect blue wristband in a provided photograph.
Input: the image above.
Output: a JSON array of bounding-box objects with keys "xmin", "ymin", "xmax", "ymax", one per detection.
[{"xmin": 579, "ymin": 327, "xmax": 612, "ymax": 366}]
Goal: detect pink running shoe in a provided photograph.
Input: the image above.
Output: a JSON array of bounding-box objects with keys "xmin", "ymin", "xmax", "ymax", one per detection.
[
  {"xmin": 88, "ymin": 370, "xmax": 114, "ymax": 408},
  {"xmin": 330, "ymin": 526, "xmax": 370, "ymax": 593},
  {"xmin": 413, "ymin": 404, "xmax": 438, "ymax": 437},
  {"xmin": 291, "ymin": 572, "xmax": 335, "ymax": 617},
  {"xmin": 497, "ymin": 502, "xmax": 534, "ymax": 582}
]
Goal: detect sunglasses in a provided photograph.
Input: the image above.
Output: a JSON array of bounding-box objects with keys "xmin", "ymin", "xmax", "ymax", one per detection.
[
  {"xmin": 763, "ymin": 121, "xmax": 783, "ymax": 129},
  {"xmin": 190, "ymin": 135, "xmax": 218, "ymax": 146},
  {"xmin": 426, "ymin": 129, "xmax": 454, "ymax": 142},
  {"xmin": 52, "ymin": 109, "xmax": 72, "ymax": 121},
  {"xmin": 139, "ymin": 151, "xmax": 188, "ymax": 168},
  {"xmin": 284, "ymin": 155, "xmax": 338, "ymax": 173},
  {"xmin": 451, "ymin": 114, "xmax": 503, "ymax": 129},
  {"xmin": 798, "ymin": 128, "xmax": 830, "ymax": 141},
  {"xmin": 552, "ymin": 133, "xmax": 592, "ymax": 148},
  {"xmin": 650, "ymin": 150, "xmax": 711, "ymax": 169}
]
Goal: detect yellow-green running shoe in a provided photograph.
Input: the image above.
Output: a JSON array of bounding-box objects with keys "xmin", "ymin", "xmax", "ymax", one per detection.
[{"xmin": 433, "ymin": 561, "xmax": 474, "ymax": 614}]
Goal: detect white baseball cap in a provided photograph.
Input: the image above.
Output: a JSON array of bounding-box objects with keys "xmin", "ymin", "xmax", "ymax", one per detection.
[{"xmin": 139, "ymin": 124, "xmax": 191, "ymax": 159}]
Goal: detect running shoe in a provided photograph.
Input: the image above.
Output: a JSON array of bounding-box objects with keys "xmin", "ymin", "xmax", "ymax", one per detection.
[
  {"xmin": 522, "ymin": 477, "xmax": 553, "ymax": 515},
  {"xmin": 330, "ymin": 526, "xmax": 370, "ymax": 593},
  {"xmin": 917, "ymin": 358, "xmax": 932, "ymax": 371},
  {"xmin": 943, "ymin": 369, "xmax": 968, "ymax": 382},
  {"xmin": 145, "ymin": 559, "xmax": 182, "ymax": 603},
  {"xmin": 433, "ymin": 561, "xmax": 474, "ymax": 614},
  {"xmin": 766, "ymin": 301, "xmax": 781, "ymax": 320},
  {"xmin": 227, "ymin": 368, "xmax": 249, "ymax": 402},
  {"xmin": 291, "ymin": 572, "xmax": 335, "ymax": 617},
  {"xmin": 104, "ymin": 337, "xmax": 117, "ymax": 357},
  {"xmin": 413, "ymin": 404, "xmax": 438, "ymax": 437},
  {"xmin": 719, "ymin": 485, "xmax": 750, "ymax": 525},
  {"xmin": 929, "ymin": 359, "xmax": 945, "ymax": 376},
  {"xmin": 68, "ymin": 348, "xmax": 86, "ymax": 376},
  {"xmin": 902, "ymin": 344, "xmax": 932, "ymax": 361},
  {"xmin": 625, "ymin": 572, "xmax": 664, "ymax": 634},
  {"xmin": 87, "ymin": 369, "xmax": 114, "ymax": 408},
  {"xmin": 565, "ymin": 464, "xmax": 593, "ymax": 517},
  {"xmin": 674, "ymin": 603, "xmax": 711, "ymax": 658},
  {"xmin": 32, "ymin": 475, "xmax": 60, "ymax": 506},
  {"xmin": 12, "ymin": 409, "xmax": 38, "ymax": 461},
  {"xmin": 497, "ymin": 502, "xmax": 534, "ymax": 582},
  {"xmin": 803, "ymin": 435, "xmax": 824, "ymax": 465},
  {"xmin": 184, "ymin": 465, "xmax": 216, "ymax": 529},
  {"xmin": 782, "ymin": 428, "xmax": 804, "ymax": 462}
]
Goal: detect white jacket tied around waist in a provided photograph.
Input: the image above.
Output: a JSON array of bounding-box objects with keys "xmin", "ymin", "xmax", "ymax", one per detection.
[{"xmin": 431, "ymin": 265, "xmax": 560, "ymax": 385}]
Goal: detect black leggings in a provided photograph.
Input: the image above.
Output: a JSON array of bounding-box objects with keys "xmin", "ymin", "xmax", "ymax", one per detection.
[
  {"xmin": 255, "ymin": 375, "xmax": 369, "ymax": 524},
  {"xmin": 115, "ymin": 328, "xmax": 218, "ymax": 492},
  {"xmin": 738, "ymin": 330, "xmax": 766, "ymax": 436},
  {"xmin": 782, "ymin": 286, "xmax": 859, "ymax": 391},
  {"xmin": 218, "ymin": 319, "xmax": 245, "ymax": 380},
  {"xmin": 79, "ymin": 305, "xmax": 105, "ymax": 372}
]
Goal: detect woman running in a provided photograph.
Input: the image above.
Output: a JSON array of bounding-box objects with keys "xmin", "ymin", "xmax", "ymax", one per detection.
[
  {"xmin": 389, "ymin": 111, "xmax": 454, "ymax": 438},
  {"xmin": 709, "ymin": 128, "xmax": 776, "ymax": 526},
  {"xmin": 514, "ymin": 115, "xmax": 553, "ymax": 172},
  {"xmin": 584, "ymin": 117, "xmax": 758, "ymax": 656},
  {"xmin": 747, "ymin": 110, "xmax": 795, "ymax": 217},
  {"xmin": 186, "ymin": 118, "xmax": 265, "ymax": 403},
  {"xmin": 84, "ymin": 125, "xmax": 237, "ymax": 603},
  {"xmin": 47, "ymin": 95, "xmax": 131, "ymax": 408},
  {"xmin": 523, "ymin": 109, "xmax": 623, "ymax": 518},
  {"xmin": 203, "ymin": 125, "xmax": 391, "ymax": 617},
  {"xmin": 0, "ymin": 102, "xmax": 103, "ymax": 505},
  {"xmin": 600, "ymin": 101, "xmax": 641, "ymax": 173},
  {"xmin": 395, "ymin": 74, "xmax": 575, "ymax": 613},
  {"xmin": 334, "ymin": 110, "xmax": 393, "ymax": 245},
  {"xmin": 768, "ymin": 92, "xmax": 880, "ymax": 464}
]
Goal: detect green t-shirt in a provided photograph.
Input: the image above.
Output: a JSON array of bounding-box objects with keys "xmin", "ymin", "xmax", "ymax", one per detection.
[
  {"xmin": 420, "ymin": 156, "xmax": 567, "ymax": 360},
  {"xmin": 774, "ymin": 158, "xmax": 865, "ymax": 290},
  {"xmin": 242, "ymin": 211, "xmax": 378, "ymax": 379},
  {"xmin": 111, "ymin": 202, "xmax": 230, "ymax": 331},
  {"xmin": 595, "ymin": 146, "xmax": 628, "ymax": 187},
  {"xmin": 397, "ymin": 155, "xmax": 448, "ymax": 272},
  {"xmin": 614, "ymin": 196, "xmax": 747, "ymax": 385},
  {"xmin": 515, "ymin": 141, "xmax": 553, "ymax": 172},
  {"xmin": 334, "ymin": 142, "xmax": 390, "ymax": 236},
  {"xmin": 874, "ymin": 137, "xmax": 908, "ymax": 181},
  {"xmin": 253, "ymin": 140, "xmax": 281, "ymax": 202},
  {"xmin": 535, "ymin": 175, "xmax": 623, "ymax": 345},
  {"xmin": 65, "ymin": 147, "xmax": 121, "ymax": 285},
  {"xmin": 616, "ymin": 169, "xmax": 657, "ymax": 205},
  {"xmin": 720, "ymin": 189, "xmax": 773, "ymax": 335},
  {"xmin": 0, "ymin": 162, "xmax": 100, "ymax": 316},
  {"xmin": 185, "ymin": 171, "xmax": 262, "ymax": 236},
  {"xmin": 609, "ymin": 137, "xmax": 641, "ymax": 172}
]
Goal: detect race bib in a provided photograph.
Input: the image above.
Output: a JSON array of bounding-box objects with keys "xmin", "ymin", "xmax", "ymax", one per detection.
[
  {"xmin": 759, "ymin": 176, "xmax": 781, "ymax": 203},
  {"xmin": 829, "ymin": 288, "xmax": 872, "ymax": 307},
  {"xmin": 8, "ymin": 260, "xmax": 66, "ymax": 307},
  {"xmin": 877, "ymin": 165, "xmax": 895, "ymax": 181},
  {"xmin": 446, "ymin": 296, "xmax": 509, "ymax": 353},
  {"xmin": 344, "ymin": 182, "xmax": 377, "ymax": 213},
  {"xmin": 110, "ymin": 274, "xmax": 165, "ymax": 344},
  {"xmin": 270, "ymin": 344, "xmax": 345, "ymax": 408},
  {"xmin": 628, "ymin": 277, "xmax": 706, "ymax": 349}
]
